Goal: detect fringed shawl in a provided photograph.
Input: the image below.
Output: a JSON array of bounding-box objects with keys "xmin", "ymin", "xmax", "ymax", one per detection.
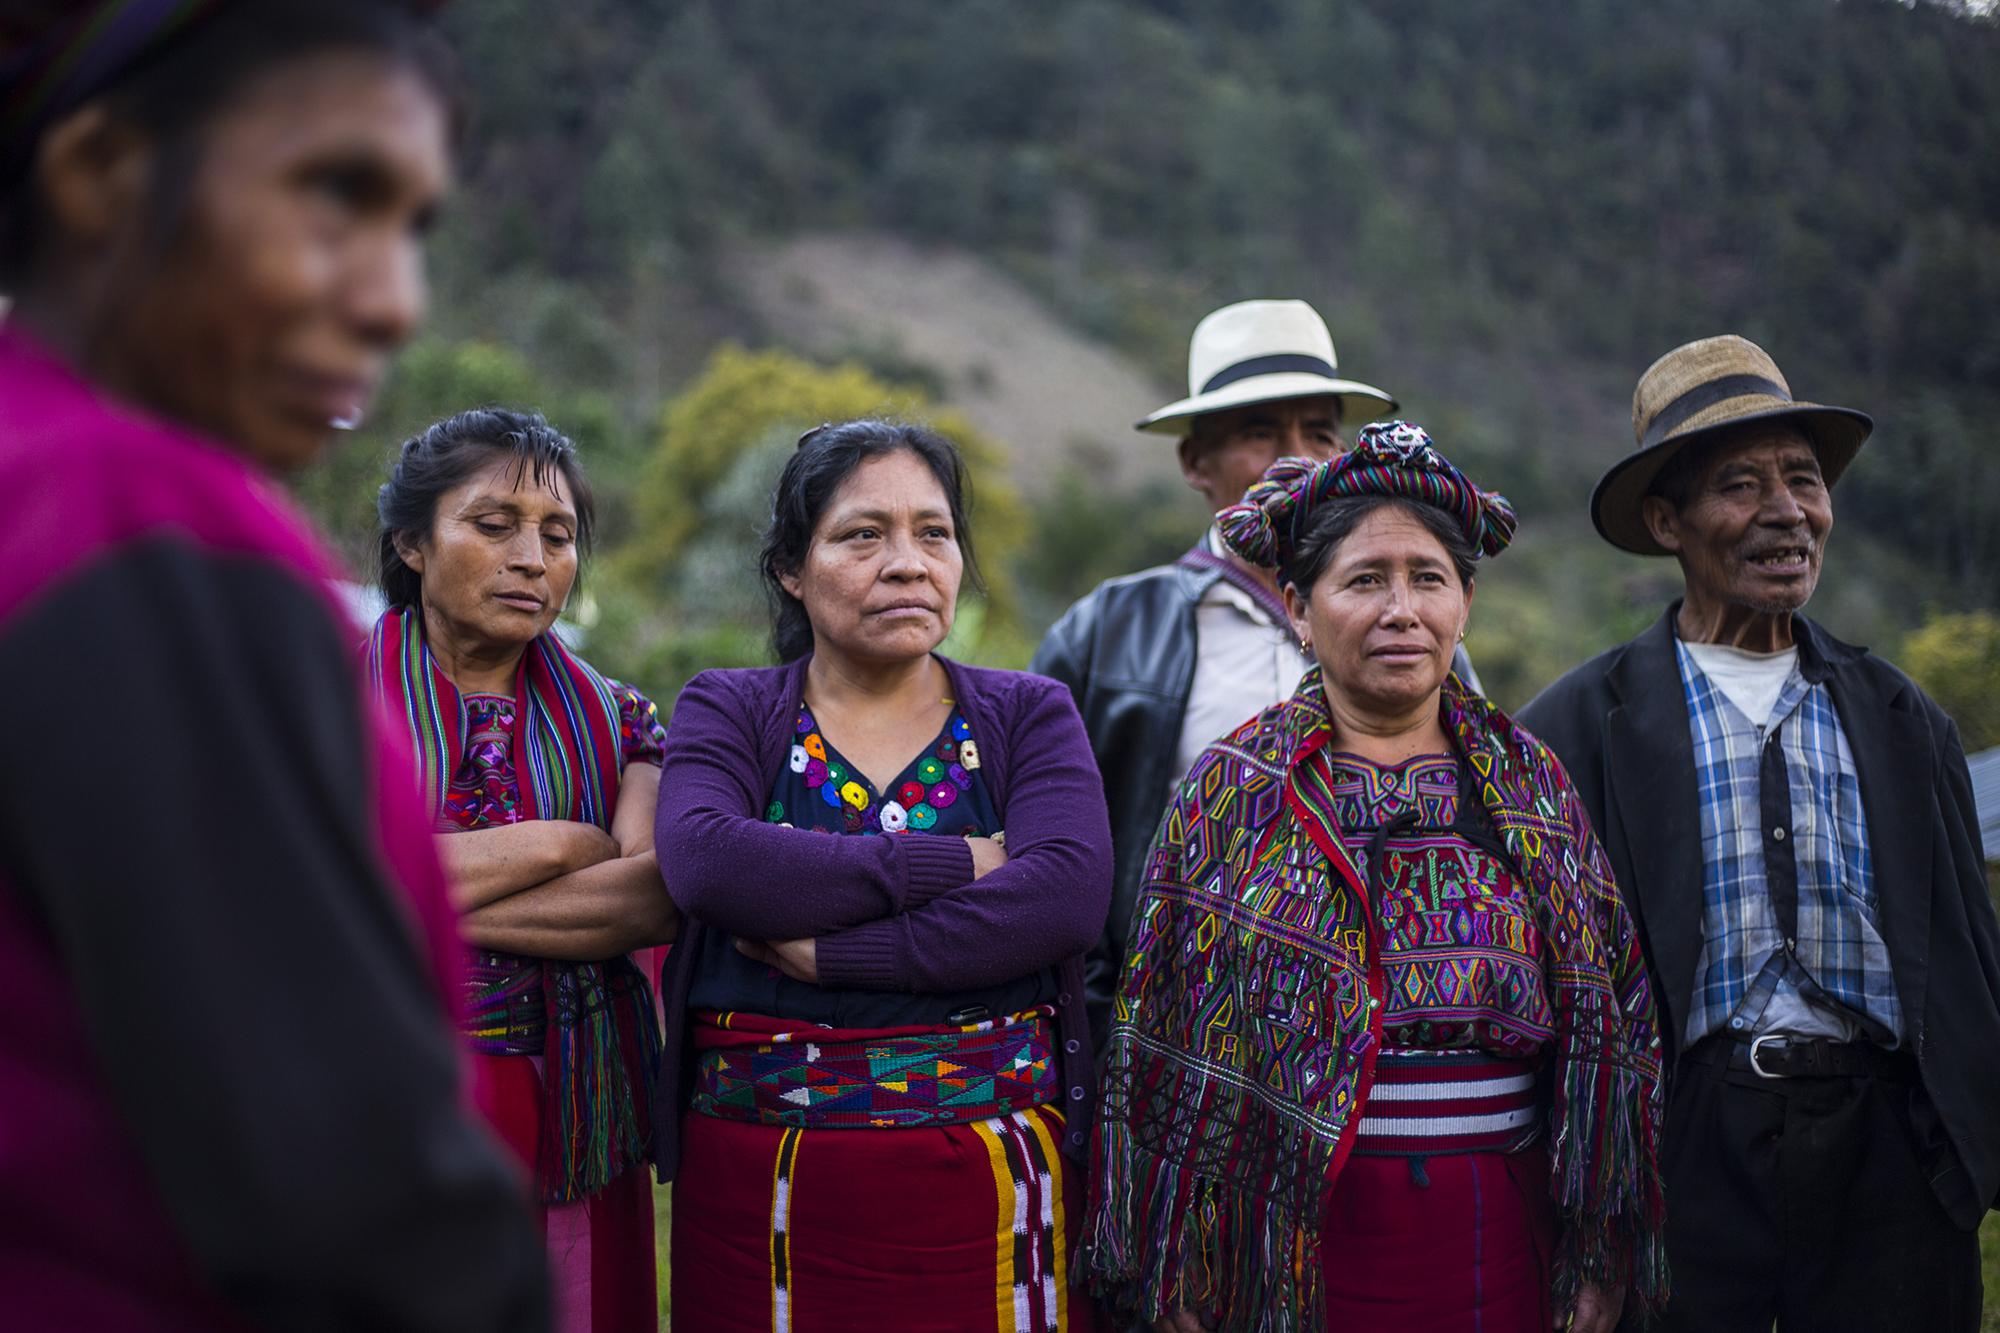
[
  {"xmin": 1081, "ymin": 669, "xmax": 1666, "ymax": 1331},
  {"xmin": 366, "ymin": 606, "xmax": 659, "ymax": 1203}
]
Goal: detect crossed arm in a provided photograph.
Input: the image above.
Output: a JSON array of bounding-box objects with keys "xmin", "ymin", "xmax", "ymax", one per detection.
[
  {"xmin": 438, "ymin": 763, "xmax": 678, "ymax": 961},
  {"xmin": 657, "ymin": 670, "xmax": 1112, "ymax": 992}
]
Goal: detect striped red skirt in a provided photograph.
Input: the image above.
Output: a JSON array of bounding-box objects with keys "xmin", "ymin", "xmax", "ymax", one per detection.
[
  {"xmin": 1321, "ymin": 1050, "xmax": 1556, "ymax": 1332},
  {"xmin": 670, "ymin": 1010, "xmax": 1096, "ymax": 1332}
]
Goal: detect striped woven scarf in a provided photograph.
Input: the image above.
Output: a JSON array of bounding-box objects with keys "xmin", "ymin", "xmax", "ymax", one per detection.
[
  {"xmin": 1082, "ymin": 669, "xmax": 1666, "ymax": 1332},
  {"xmin": 366, "ymin": 605, "xmax": 658, "ymax": 1203}
]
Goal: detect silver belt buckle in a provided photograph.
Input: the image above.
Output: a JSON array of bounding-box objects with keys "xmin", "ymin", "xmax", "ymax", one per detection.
[{"xmin": 1748, "ymin": 1033, "xmax": 1790, "ymax": 1079}]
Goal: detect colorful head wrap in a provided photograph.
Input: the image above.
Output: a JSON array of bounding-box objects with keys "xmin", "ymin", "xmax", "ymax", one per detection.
[
  {"xmin": 1, "ymin": 0, "xmax": 222, "ymax": 195},
  {"xmin": 1216, "ymin": 419, "xmax": 1518, "ymax": 572}
]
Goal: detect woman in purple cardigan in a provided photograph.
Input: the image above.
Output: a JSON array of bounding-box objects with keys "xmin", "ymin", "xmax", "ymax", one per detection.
[{"xmin": 654, "ymin": 420, "xmax": 1112, "ymax": 1331}]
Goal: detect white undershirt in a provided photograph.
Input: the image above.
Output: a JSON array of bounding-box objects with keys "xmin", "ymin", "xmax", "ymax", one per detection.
[{"xmin": 1680, "ymin": 641, "xmax": 1799, "ymax": 728}]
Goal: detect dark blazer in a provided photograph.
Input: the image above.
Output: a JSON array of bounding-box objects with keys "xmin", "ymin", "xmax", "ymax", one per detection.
[
  {"xmin": 1030, "ymin": 560, "xmax": 1218, "ymax": 1048},
  {"xmin": 1519, "ymin": 605, "xmax": 2000, "ymax": 1227}
]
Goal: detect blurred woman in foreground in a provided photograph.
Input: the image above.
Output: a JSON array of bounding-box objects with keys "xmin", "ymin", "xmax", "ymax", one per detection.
[
  {"xmin": 1083, "ymin": 423, "xmax": 1666, "ymax": 1333},
  {"xmin": 369, "ymin": 407, "xmax": 676, "ymax": 1332},
  {"xmin": 654, "ymin": 419, "xmax": 1112, "ymax": 1331},
  {"xmin": 0, "ymin": 3, "xmax": 547, "ymax": 1329}
]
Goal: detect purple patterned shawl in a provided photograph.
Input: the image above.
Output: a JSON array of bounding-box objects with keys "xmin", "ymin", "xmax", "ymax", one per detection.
[{"xmin": 1081, "ymin": 668, "xmax": 1666, "ymax": 1332}]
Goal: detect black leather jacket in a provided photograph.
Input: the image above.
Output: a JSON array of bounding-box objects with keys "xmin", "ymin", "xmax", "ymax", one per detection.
[
  {"xmin": 1030, "ymin": 562, "xmax": 1215, "ymax": 1048},
  {"xmin": 1032, "ymin": 558, "xmax": 1481, "ymax": 1051}
]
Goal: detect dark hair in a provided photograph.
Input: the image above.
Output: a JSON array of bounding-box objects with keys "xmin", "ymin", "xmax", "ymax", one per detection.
[
  {"xmin": 1280, "ymin": 494, "xmax": 1479, "ymax": 594},
  {"xmin": 759, "ymin": 419, "xmax": 981, "ymax": 663},
  {"xmin": 376, "ymin": 408, "xmax": 595, "ymax": 610},
  {"xmin": 1, "ymin": 1, "xmax": 460, "ymax": 286}
]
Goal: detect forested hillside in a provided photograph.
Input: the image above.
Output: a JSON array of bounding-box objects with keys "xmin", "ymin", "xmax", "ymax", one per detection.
[{"xmin": 296, "ymin": 0, "xmax": 2000, "ymax": 713}]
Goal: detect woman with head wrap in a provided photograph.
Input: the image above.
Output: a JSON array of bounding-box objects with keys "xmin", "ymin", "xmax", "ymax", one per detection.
[
  {"xmin": 369, "ymin": 408, "xmax": 677, "ymax": 1331},
  {"xmin": 1081, "ymin": 423, "xmax": 1666, "ymax": 1333},
  {"xmin": 0, "ymin": 5, "xmax": 547, "ymax": 1330},
  {"xmin": 653, "ymin": 419, "xmax": 1112, "ymax": 1330}
]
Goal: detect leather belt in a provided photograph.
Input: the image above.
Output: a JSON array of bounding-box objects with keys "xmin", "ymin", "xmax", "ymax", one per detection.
[{"xmin": 1688, "ymin": 1034, "xmax": 1914, "ymax": 1081}]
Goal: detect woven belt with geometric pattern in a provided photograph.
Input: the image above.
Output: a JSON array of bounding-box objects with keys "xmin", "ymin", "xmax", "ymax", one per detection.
[{"xmin": 689, "ymin": 1005, "xmax": 1060, "ymax": 1129}]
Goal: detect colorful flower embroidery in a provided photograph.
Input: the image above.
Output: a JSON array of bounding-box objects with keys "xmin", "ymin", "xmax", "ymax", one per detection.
[{"xmin": 766, "ymin": 702, "xmax": 992, "ymax": 841}]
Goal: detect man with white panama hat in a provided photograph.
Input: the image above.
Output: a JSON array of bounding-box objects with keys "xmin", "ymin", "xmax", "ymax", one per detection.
[
  {"xmin": 1521, "ymin": 334, "xmax": 1998, "ymax": 1332},
  {"xmin": 1033, "ymin": 298, "xmax": 1474, "ymax": 1052}
]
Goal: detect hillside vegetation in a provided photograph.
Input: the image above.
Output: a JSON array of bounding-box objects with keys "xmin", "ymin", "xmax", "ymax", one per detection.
[{"xmin": 295, "ymin": 0, "xmax": 2000, "ymax": 712}]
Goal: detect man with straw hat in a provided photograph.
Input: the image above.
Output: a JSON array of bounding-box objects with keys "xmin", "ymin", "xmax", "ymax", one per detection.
[
  {"xmin": 1032, "ymin": 299, "xmax": 1475, "ymax": 1052},
  {"xmin": 1521, "ymin": 335, "xmax": 1999, "ymax": 1331}
]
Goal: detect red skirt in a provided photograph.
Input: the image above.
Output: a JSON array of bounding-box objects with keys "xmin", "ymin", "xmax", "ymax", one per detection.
[
  {"xmin": 1320, "ymin": 1146, "xmax": 1557, "ymax": 1333},
  {"xmin": 472, "ymin": 1051, "xmax": 657, "ymax": 1333},
  {"xmin": 671, "ymin": 1105, "xmax": 1097, "ymax": 1333}
]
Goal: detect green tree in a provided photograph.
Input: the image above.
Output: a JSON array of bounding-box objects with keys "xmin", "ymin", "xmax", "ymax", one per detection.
[{"xmin": 1901, "ymin": 610, "xmax": 2000, "ymax": 752}]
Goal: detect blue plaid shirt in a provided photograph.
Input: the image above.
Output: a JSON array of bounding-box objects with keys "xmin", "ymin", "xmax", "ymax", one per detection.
[{"xmin": 1676, "ymin": 641, "xmax": 1902, "ymax": 1047}]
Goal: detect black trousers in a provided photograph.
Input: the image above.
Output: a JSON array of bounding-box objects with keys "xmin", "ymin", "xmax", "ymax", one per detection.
[{"xmin": 1649, "ymin": 1046, "xmax": 1982, "ymax": 1332}]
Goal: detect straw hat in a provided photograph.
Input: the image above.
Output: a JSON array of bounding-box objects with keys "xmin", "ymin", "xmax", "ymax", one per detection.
[
  {"xmin": 1135, "ymin": 299, "xmax": 1397, "ymax": 435},
  {"xmin": 1591, "ymin": 334, "xmax": 1872, "ymax": 556}
]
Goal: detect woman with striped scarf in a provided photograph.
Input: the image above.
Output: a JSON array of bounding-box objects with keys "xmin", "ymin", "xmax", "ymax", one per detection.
[{"xmin": 368, "ymin": 407, "xmax": 677, "ymax": 1332}]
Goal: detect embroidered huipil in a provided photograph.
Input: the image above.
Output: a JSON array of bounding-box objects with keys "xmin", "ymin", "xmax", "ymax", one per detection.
[
  {"xmin": 1674, "ymin": 641, "xmax": 1899, "ymax": 1046},
  {"xmin": 443, "ymin": 687, "xmax": 666, "ymax": 831},
  {"xmin": 1325, "ymin": 753, "xmax": 1554, "ymax": 1058}
]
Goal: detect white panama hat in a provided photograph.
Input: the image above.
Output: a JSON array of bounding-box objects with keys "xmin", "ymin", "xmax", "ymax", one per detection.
[{"xmin": 1135, "ymin": 299, "xmax": 1398, "ymax": 435}]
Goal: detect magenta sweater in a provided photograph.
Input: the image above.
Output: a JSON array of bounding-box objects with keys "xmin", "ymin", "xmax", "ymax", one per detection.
[
  {"xmin": 0, "ymin": 330, "xmax": 546, "ymax": 1328},
  {"xmin": 650, "ymin": 654, "xmax": 1114, "ymax": 1173}
]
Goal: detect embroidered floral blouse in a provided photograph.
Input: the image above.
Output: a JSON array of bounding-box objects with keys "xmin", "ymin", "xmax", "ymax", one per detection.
[{"xmin": 440, "ymin": 684, "xmax": 667, "ymax": 833}]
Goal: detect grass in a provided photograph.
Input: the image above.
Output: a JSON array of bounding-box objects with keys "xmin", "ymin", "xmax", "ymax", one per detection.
[
  {"xmin": 654, "ymin": 1182, "xmax": 672, "ymax": 1328},
  {"xmin": 1983, "ymin": 1211, "xmax": 1999, "ymax": 1333}
]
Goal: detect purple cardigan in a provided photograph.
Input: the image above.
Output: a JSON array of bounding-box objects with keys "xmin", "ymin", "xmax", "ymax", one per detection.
[{"xmin": 650, "ymin": 653, "xmax": 1113, "ymax": 1175}]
